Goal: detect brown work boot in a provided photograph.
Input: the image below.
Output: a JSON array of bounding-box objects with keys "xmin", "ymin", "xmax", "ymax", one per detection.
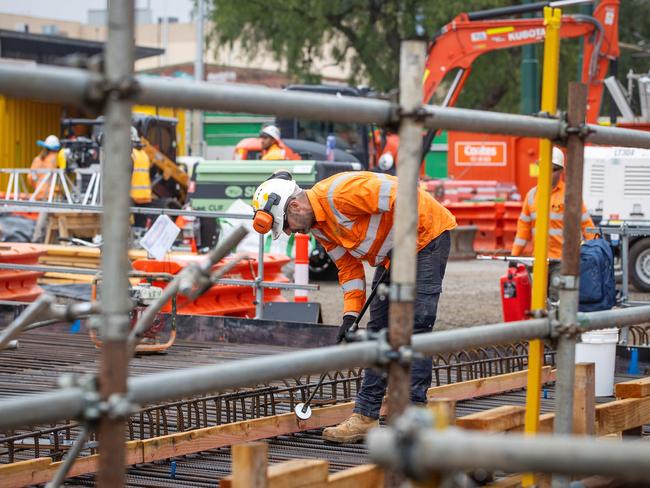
[{"xmin": 321, "ymin": 413, "xmax": 379, "ymax": 443}]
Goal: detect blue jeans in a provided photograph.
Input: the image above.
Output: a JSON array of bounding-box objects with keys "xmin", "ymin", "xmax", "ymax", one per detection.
[{"xmin": 353, "ymin": 230, "xmax": 451, "ymax": 419}]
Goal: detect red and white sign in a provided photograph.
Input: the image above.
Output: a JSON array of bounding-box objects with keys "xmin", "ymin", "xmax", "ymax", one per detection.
[{"xmin": 454, "ymin": 141, "xmax": 507, "ymax": 166}]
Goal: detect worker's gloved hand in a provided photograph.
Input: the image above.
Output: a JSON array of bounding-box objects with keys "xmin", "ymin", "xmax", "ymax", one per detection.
[{"xmin": 336, "ymin": 314, "xmax": 357, "ymax": 344}]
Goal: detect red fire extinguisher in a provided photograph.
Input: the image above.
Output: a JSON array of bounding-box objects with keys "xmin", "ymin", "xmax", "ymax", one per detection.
[{"xmin": 500, "ymin": 263, "xmax": 532, "ymax": 322}]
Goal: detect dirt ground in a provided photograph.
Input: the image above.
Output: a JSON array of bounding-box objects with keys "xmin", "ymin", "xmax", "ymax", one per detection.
[
  {"xmin": 285, "ymin": 259, "xmax": 506, "ymax": 328},
  {"xmin": 285, "ymin": 259, "xmax": 650, "ymax": 329}
]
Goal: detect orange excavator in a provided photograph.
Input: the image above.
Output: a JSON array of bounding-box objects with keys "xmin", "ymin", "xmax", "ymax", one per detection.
[{"xmin": 374, "ymin": 0, "xmax": 620, "ymax": 177}]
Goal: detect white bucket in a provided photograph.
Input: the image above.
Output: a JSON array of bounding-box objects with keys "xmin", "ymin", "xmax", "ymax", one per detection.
[{"xmin": 575, "ymin": 328, "xmax": 619, "ymax": 397}]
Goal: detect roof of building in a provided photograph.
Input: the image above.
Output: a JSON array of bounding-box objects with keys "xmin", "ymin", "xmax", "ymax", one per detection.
[{"xmin": 0, "ymin": 29, "xmax": 163, "ymax": 65}]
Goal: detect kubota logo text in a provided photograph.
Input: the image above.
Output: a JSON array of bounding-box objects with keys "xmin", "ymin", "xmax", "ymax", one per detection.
[{"xmin": 508, "ymin": 28, "xmax": 545, "ymax": 42}]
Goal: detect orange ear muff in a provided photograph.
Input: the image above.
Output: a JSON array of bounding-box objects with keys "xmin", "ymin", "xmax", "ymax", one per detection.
[{"xmin": 253, "ymin": 210, "xmax": 274, "ymax": 234}]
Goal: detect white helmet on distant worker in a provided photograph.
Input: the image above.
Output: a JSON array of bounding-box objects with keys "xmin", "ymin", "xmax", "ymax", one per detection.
[
  {"xmin": 251, "ymin": 170, "xmax": 299, "ymax": 239},
  {"xmin": 259, "ymin": 124, "xmax": 281, "ymax": 142},
  {"xmin": 37, "ymin": 135, "xmax": 61, "ymax": 151},
  {"xmin": 131, "ymin": 127, "xmax": 141, "ymax": 144},
  {"xmin": 552, "ymin": 146, "xmax": 565, "ymax": 169}
]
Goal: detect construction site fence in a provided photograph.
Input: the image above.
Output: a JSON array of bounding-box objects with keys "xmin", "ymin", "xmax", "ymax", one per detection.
[
  {"xmin": 2, "ymin": 63, "xmax": 650, "ymax": 150},
  {"xmin": 0, "ymin": 305, "xmax": 647, "ymax": 431}
]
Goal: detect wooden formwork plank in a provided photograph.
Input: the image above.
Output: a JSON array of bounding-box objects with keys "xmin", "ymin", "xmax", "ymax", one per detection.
[
  {"xmin": 615, "ymin": 376, "xmax": 650, "ymax": 399},
  {"xmin": 327, "ymin": 464, "xmax": 384, "ymax": 488},
  {"xmin": 141, "ymin": 403, "xmax": 354, "ymax": 462},
  {"xmin": 457, "ymin": 405, "xmax": 526, "ymax": 432},
  {"xmin": 222, "ymin": 459, "xmax": 330, "ymax": 488},
  {"xmin": 231, "ymin": 442, "xmax": 268, "ymax": 488},
  {"xmin": 573, "ymin": 363, "xmax": 596, "ymax": 435},
  {"xmin": 426, "ymin": 367, "xmax": 555, "ymax": 403},
  {"xmin": 0, "ymin": 440, "xmax": 143, "ymax": 488},
  {"xmin": 596, "ymin": 396, "xmax": 650, "ymax": 436}
]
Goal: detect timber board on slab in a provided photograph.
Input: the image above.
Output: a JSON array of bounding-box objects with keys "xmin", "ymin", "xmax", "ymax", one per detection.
[
  {"xmin": 615, "ymin": 376, "xmax": 650, "ymax": 399},
  {"xmin": 457, "ymin": 405, "xmax": 526, "ymax": 431},
  {"xmin": 222, "ymin": 459, "xmax": 330, "ymax": 488}
]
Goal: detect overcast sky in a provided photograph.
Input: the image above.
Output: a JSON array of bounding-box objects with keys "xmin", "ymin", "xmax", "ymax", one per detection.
[{"xmin": 0, "ymin": 0, "xmax": 195, "ymax": 23}]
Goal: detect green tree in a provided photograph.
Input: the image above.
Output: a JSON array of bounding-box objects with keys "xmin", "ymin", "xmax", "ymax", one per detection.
[{"xmin": 207, "ymin": 0, "xmax": 649, "ymax": 115}]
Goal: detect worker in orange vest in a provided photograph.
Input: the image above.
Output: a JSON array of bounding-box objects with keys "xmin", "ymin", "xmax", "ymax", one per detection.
[
  {"xmin": 251, "ymin": 170, "xmax": 457, "ymax": 443},
  {"xmin": 29, "ymin": 135, "xmax": 61, "ymax": 200},
  {"xmin": 511, "ymin": 146, "xmax": 595, "ymax": 259},
  {"xmin": 259, "ymin": 125, "xmax": 287, "ymax": 160},
  {"xmin": 130, "ymin": 127, "xmax": 153, "ymax": 228}
]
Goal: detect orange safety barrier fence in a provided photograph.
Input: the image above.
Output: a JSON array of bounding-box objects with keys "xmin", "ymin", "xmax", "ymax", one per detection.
[
  {"xmin": 446, "ymin": 202, "xmax": 505, "ymax": 252},
  {"xmin": 0, "ymin": 243, "xmax": 45, "ymax": 302},
  {"xmin": 132, "ymin": 253, "xmax": 290, "ymax": 317}
]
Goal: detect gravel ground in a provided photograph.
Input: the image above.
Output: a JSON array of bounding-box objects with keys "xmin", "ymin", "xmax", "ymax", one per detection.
[
  {"xmin": 284, "ymin": 259, "xmax": 506, "ymax": 328},
  {"xmin": 285, "ymin": 259, "xmax": 650, "ymax": 329}
]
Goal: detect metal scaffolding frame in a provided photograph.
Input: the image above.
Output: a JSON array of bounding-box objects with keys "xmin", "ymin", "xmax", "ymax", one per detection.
[{"xmin": 2, "ymin": 0, "xmax": 650, "ymax": 485}]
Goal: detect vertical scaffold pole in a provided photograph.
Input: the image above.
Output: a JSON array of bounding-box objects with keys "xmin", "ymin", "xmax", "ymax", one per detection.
[
  {"xmin": 97, "ymin": 0, "xmax": 135, "ymax": 486},
  {"xmin": 385, "ymin": 39, "xmax": 426, "ymax": 487},
  {"xmin": 552, "ymin": 82, "xmax": 589, "ymax": 488},
  {"xmin": 523, "ymin": 6, "xmax": 562, "ymax": 488}
]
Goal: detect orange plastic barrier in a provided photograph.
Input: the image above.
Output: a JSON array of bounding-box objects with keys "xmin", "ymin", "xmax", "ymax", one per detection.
[
  {"xmin": 132, "ymin": 253, "xmax": 290, "ymax": 317},
  {"xmin": 446, "ymin": 202, "xmax": 505, "ymax": 252},
  {"xmin": 0, "ymin": 243, "xmax": 45, "ymax": 302}
]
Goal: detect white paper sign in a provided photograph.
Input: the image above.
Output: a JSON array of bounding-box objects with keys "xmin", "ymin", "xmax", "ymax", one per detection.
[{"xmin": 140, "ymin": 214, "xmax": 181, "ymax": 260}]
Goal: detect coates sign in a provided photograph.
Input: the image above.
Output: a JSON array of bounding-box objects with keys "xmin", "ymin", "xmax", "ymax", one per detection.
[{"xmin": 455, "ymin": 141, "xmax": 507, "ymax": 166}]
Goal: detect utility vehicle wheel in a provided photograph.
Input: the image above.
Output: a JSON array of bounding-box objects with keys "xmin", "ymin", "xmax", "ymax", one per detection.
[
  {"xmin": 309, "ymin": 244, "xmax": 338, "ymax": 281},
  {"xmin": 629, "ymin": 238, "xmax": 650, "ymax": 292}
]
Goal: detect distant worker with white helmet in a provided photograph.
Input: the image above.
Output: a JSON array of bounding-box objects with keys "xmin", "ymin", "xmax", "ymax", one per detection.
[
  {"xmin": 129, "ymin": 127, "xmax": 153, "ymax": 228},
  {"xmin": 511, "ymin": 146, "xmax": 595, "ymax": 259},
  {"xmin": 259, "ymin": 124, "xmax": 287, "ymax": 160},
  {"xmin": 250, "ymin": 170, "xmax": 457, "ymax": 443},
  {"xmin": 29, "ymin": 135, "xmax": 61, "ymax": 200}
]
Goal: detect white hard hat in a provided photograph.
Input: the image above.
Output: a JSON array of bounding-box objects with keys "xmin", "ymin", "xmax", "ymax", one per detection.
[
  {"xmin": 131, "ymin": 127, "xmax": 140, "ymax": 144},
  {"xmin": 260, "ymin": 125, "xmax": 281, "ymax": 142},
  {"xmin": 552, "ymin": 146, "xmax": 565, "ymax": 168},
  {"xmin": 251, "ymin": 171, "xmax": 299, "ymax": 239},
  {"xmin": 37, "ymin": 135, "xmax": 60, "ymax": 151}
]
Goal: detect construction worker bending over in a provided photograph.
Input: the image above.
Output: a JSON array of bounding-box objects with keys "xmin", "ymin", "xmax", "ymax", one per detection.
[
  {"xmin": 259, "ymin": 125, "xmax": 287, "ymax": 160},
  {"xmin": 29, "ymin": 135, "xmax": 61, "ymax": 200},
  {"xmin": 251, "ymin": 170, "xmax": 457, "ymax": 443},
  {"xmin": 130, "ymin": 127, "xmax": 153, "ymax": 228},
  {"xmin": 512, "ymin": 146, "xmax": 595, "ymax": 258}
]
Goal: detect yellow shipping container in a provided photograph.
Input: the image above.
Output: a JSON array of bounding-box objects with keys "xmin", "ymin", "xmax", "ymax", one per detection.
[
  {"xmin": 0, "ymin": 96, "xmax": 62, "ymax": 190},
  {"xmin": 132, "ymin": 105, "xmax": 187, "ymax": 156}
]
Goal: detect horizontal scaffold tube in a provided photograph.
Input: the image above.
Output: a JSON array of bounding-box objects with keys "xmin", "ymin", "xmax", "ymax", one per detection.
[
  {"xmin": 367, "ymin": 426, "xmax": 650, "ymax": 480},
  {"xmin": 0, "ymin": 317, "xmax": 549, "ymax": 430},
  {"xmin": 577, "ymin": 304, "xmax": 650, "ymax": 331},
  {"xmin": 2, "ymin": 63, "xmax": 650, "ymax": 148}
]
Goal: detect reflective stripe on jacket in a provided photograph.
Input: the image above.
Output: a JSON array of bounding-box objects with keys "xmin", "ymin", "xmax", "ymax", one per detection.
[
  {"xmin": 511, "ymin": 179, "xmax": 595, "ymax": 259},
  {"xmin": 261, "ymin": 143, "xmax": 286, "ymax": 161},
  {"xmin": 306, "ymin": 171, "xmax": 457, "ymax": 315},
  {"xmin": 130, "ymin": 148, "xmax": 152, "ymax": 204}
]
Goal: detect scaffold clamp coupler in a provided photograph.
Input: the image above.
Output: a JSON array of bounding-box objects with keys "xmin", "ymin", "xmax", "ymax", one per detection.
[
  {"xmin": 553, "ymin": 274, "xmax": 579, "ymax": 291},
  {"xmin": 389, "ymin": 283, "xmax": 415, "ymax": 302},
  {"xmin": 106, "ymin": 393, "xmax": 137, "ymax": 420}
]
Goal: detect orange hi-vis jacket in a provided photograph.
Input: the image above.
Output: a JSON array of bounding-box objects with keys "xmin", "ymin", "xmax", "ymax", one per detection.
[
  {"xmin": 305, "ymin": 171, "xmax": 457, "ymax": 316},
  {"xmin": 262, "ymin": 143, "xmax": 286, "ymax": 161},
  {"xmin": 511, "ymin": 179, "xmax": 595, "ymax": 259},
  {"xmin": 29, "ymin": 151, "xmax": 58, "ymax": 200}
]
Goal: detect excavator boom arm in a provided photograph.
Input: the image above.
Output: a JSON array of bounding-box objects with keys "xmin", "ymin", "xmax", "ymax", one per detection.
[{"xmin": 423, "ymin": 0, "xmax": 619, "ymax": 122}]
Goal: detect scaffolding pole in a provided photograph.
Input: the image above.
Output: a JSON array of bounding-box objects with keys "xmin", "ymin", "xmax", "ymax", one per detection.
[
  {"xmin": 552, "ymin": 82, "xmax": 588, "ymax": 488},
  {"xmin": 367, "ymin": 423, "xmax": 650, "ymax": 481},
  {"xmin": 96, "ymin": 1, "xmax": 134, "ymax": 486},
  {"xmin": 5, "ymin": 306, "xmax": 650, "ymax": 431},
  {"xmin": 1, "ymin": 63, "xmax": 650, "ymax": 149}
]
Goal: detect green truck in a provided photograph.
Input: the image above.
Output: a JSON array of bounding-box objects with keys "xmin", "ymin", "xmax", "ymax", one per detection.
[{"xmin": 188, "ymin": 159, "xmax": 361, "ymax": 278}]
